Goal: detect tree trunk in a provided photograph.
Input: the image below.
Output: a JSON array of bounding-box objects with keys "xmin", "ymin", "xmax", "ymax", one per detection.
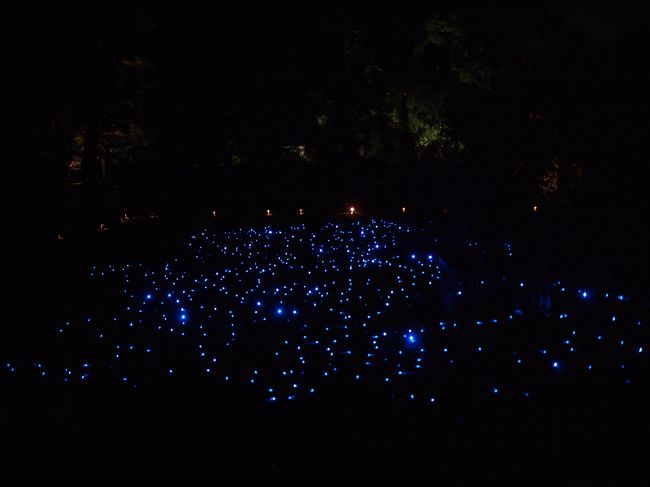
[{"xmin": 80, "ymin": 39, "xmax": 104, "ymax": 229}]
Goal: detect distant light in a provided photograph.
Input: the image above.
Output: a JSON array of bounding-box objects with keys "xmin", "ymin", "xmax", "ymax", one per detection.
[
  {"xmin": 581, "ymin": 291, "xmax": 588, "ymax": 299},
  {"xmin": 211, "ymin": 210, "xmax": 217, "ymax": 218},
  {"xmin": 145, "ymin": 294, "xmax": 152, "ymax": 300},
  {"xmin": 407, "ymin": 334, "xmax": 416, "ymax": 344},
  {"xmin": 266, "ymin": 209, "xmax": 272, "ymax": 216},
  {"xmin": 552, "ymin": 361, "xmax": 559, "ymax": 368},
  {"xmin": 276, "ymin": 308, "xmax": 283, "ymax": 315},
  {"xmin": 533, "ymin": 205, "xmax": 538, "ymax": 212},
  {"xmin": 349, "ymin": 207, "xmax": 355, "ymax": 215},
  {"xmin": 401, "ymin": 207, "xmax": 406, "ymax": 214},
  {"xmin": 298, "ymin": 208, "xmax": 304, "ymax": 216}
]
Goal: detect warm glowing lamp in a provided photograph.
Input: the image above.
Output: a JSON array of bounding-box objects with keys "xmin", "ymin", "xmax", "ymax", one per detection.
[
  {"xmin": 402, "ymin": 207, "xmax": 406, "ymax": 214},
  {"xmin": 266, "ymin": 209, "xmax": 272, "ymax": 216},
  {"xmin": 211, "ymin": 210, "xmax": 217, "ymax": 218},
  {"xmin": 349, "ymin": 207, "xmax": 355, "ymax": 215},
  {"xmin": 298, "ymin": 208, "xmax": 304, "ymax": 216}
]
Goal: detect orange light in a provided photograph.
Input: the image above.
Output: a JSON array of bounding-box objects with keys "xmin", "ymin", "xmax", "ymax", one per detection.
[
  {"xmin": 533, "ymin": 205, "xmax": 538, "ymax": 212},
  {"xmin": 298, "ymin": 208, "xmax": 304, "ymax": 216},
  {"xmin": 266, "ymin": 209, "xmax": 272, "ymax": 216},
  {"xmin": 211, "ymin": 210, "xmax": 217, "ymax": 218},
  {"xmin": 98, "ymin": 223, "xmax": 108, "ymax": 232},
  {"xmin": 57, "ymin": 233, "xmax": 64, "ymax": 240},
  {"xmin": 401, "ymin": 207, "xmax": 406, "ymax": 213},
  {"xmin": 350, "ymin": 207, "xmax": 355, "ymax": 215}
]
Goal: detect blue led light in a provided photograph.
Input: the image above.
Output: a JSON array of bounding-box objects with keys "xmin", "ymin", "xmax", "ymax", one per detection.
[{"xmin": 5, "ymin": 218, "xmax": 644, "ymax": 412}]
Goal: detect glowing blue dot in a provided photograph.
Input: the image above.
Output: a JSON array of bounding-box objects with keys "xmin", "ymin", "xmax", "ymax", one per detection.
[
  {"xmin": 276, "ymin": 308, "xmax": 283, "ymax": 315},
  {"xmin": 581, "ymin": 291, "xmax": 588, "ymax": 299},
  {"xmin": 552, "ymin": 361, "xmax": 559, "ymax": 368},
  {"xmin": 492, "ymin": 387, "xmax": 499, "ymax": 394},
  {"xmin": 145, "ymin": 294, "xmax": 152, "ymax": 300}
]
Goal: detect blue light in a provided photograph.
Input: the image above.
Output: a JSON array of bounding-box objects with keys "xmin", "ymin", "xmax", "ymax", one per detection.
[
  {"xmin": 581, "ymin": 291, "xmax": 588, "ymax": 299},
  {"xmin": 276, "ymin": 308, "xmax": 283, "ymax": 315},
  {"xmin": 145, "ymin": 294, "xmax": 152, "ymax": 300},
  {"xmin": 552, "ymin": 361, "xmax": 559, "ymax": 368}
]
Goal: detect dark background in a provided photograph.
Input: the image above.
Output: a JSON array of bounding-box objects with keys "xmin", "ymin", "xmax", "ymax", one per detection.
[{"xmin": 2, "ymin": 3, "xmax": 650, "ymax": 483}]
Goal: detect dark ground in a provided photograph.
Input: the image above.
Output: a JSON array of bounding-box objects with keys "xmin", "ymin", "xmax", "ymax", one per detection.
[{"xmin": 2, "ymin": 210, "xmax": 648, "ymax": 485}]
